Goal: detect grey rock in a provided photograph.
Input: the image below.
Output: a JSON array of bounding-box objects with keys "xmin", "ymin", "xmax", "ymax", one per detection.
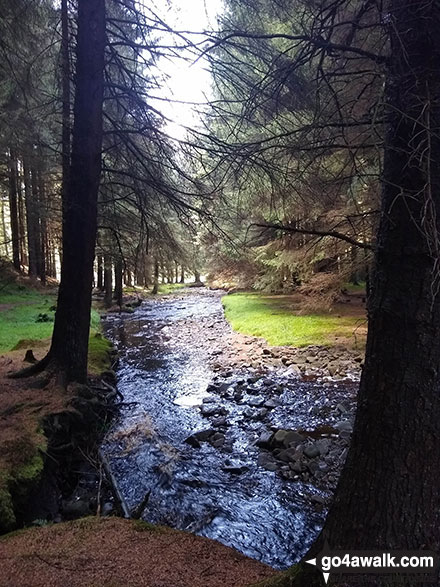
[
  {"xmin": 195, "ymin": 429, "xmax": 215, "ymax": 441},
  {"xmin": 256, "ymin": 431, "xmax": 273, "ymax": 448},
  {"xmin": 283, "ymin": 430, "xmax": 305, "ymax": 447},
  {"xmin": 211, "ymin": 416, "xmax": 228, "ymax": 427},
  {"xmin": 304, "ymin": 443, "xmax": 320, "ymax": 459},
  {"xmin": 335, "ymin": 420, "xmax": 353, "ymax": 433},
  {"xmin": 248, "ymin": 397, "xmax": 265, "ymax": 407},
  {"xmin": 222, "ymin": 461, "xmax": 249, "ymax": 475},
  {"xmin": 277, "ymin": 448, "xmax": 299, "ymax": 463},
  {"xmin": 264, "ymin": 398, "xmax": 278, "ymax": 409},
  {"xmin": 315, "ymin": 438, "xmax": 331, "ymax": 456},
  {"xmin": 210, "ymin": 432, "xmax": 226, "ymax": 448},
  {"xmin": 273, "ymin": 429, "xmax": 288, "ymax": 445}
]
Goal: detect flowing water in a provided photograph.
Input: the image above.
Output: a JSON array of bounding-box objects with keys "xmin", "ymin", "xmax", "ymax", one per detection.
[{"xmin": 101, "ymin": 289, "xmax": 352, "ymax": 569}]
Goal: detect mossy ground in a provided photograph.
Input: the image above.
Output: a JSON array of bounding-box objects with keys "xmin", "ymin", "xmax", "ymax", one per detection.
[
  {"xmin": 0, "ymin": 277, "xmax": 113, "ymax": 533},
  {"xmin": 222, "ymin": 292, "xmax": 366, "ymax": 348}
]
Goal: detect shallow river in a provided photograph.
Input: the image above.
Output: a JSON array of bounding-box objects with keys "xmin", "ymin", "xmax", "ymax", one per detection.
[{"xmin": 102, "ymin": 289, "xmax": 347, "ymax": 569}]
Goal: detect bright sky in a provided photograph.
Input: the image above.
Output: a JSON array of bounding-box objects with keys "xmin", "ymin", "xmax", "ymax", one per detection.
[{"xmin": 148, "ymin": 0, "xmax": 224, "ymax": 140}]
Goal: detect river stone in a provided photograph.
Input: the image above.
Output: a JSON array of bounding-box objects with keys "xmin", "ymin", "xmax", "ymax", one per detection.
[
  {"xmin": 256, "ymin": 431, "xmax": 273, "ymax": 448},
  {"xmin": 210, "ymin": 432, "xmax": 225, "ymax": 448},
  {"xmin": 289, "ymin": 460, "xmax": 303, "ymax": 473},
  {"xmin": 242, "ymin": 406, "xmax": 254, "ymax": 418},
  {"xmin": 277, "ymin": 448, "xmax": 299, "ymax": 463},
  {"xmin": 257, "ymin": 453, "xmax": 278, "ymax": 471},
  {"xmin": 304, "ymin": 443, "xmax": 320, "ymax": 459},
  {"xmin": 211, "ymin": 416, "xmax": 228, "ymax": 427},
  {"xmin": 283, "ymin": 430, "xmax": 305, "ymax": 447},
  {"xmin": 272, "ymin": 429, "xmax": 288, "ymax": 446},
  {"xmin": 222, "ymin": 461, "xmax": 249, "ymax": 475},
  {"xmin": 335, "ymin": 420, "xmax": 353, "ymax": 433},
  {"xmin": 248, "ymin": 397, "xmax": 265, "ymax": 407},
  {"xmin": 315, "ymin": 438, "xmax": 331, "ymax": 456},
  {"xmin": 193, "ymin": 429, "xmax": 215, "ymax": 442},
  {"xmin": 264, "ymin": 398, "xmax": 278, "ymax": 409},
  {"xmin": 185, "ymin": 435, "xmax": 201, "ymax": 448}
]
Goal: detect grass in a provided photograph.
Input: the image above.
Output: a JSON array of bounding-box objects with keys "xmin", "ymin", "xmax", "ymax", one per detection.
[
  {"xmin": 222, "ymin": 292, "xmax": 365, "ymax": 348},
  {"xmin": 344, "ymin": 280, "xmax": 366, "ymax": 293},
  {"xmin": 0, "ymin": 282, "xmax": 111, "ymax": 372},
  {"xmin": 157, "ymin": 283, "xmax": 186, "ymax": 295}
]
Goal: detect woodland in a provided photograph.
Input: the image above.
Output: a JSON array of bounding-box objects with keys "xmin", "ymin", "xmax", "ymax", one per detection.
[{"xmin": 0, "ymin": 0, "xmax": 439, "ymax": 586}]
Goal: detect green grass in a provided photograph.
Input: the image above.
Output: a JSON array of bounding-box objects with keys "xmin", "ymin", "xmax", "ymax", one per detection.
[
  {"xmin": 222, "ymin": 292, "xmax": 364, "ymax": 347},
  {"xmin": 0, "ymin": 285, "xmax": 57, "ymax": 352},
  {"xmin": 157, "ymin": 283, "xmax": 186, "ymax": 295},
  {"xmin": 0, "ymin": 283, "xmax": 110, "ymax": 372}
]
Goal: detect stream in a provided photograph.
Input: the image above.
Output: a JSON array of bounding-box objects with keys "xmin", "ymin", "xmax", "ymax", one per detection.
[{"xmin": 101, "ymin": 288, "xmax": 357, "ymax": 569}]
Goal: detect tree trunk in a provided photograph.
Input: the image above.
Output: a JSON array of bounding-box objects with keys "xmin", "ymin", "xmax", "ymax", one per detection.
[
  {"xmin": 49, "ymin": 0, "xmax": 106, "ymax": 384},
  {"xmin": 152, "ymin": 258, "xmax": 159, "ymax": 294},
  {"xmin": 104, "ymin": 255, "xmax": 112, "ymax": 307},
  {"xmin": 97, "ymin": 255, "xmax": 104, "ymax": 290},
  {"xmin": 37, "ymin": 169, "xmax": 47, "ymax": 285},
  {"xmin": 180, "ymin": 266, "xmax": 185, "ymax": 284},
  {"xmin": 23, "ymin": 155, "xmax": 38, "ymax": 277},
  {"xmin": 8, "ymin": 149, "xmax": 21, "ymax": 271},
  {"xmin": 114, "ymin": 258, "xmax": 123, "ymax": 307},
  {"xmin": 16, "ymin": 161, "xmax": 27, "ymax": 267},
  {"xmin": 319, "ymin": 0, "xmax": 440, "ymax": 560},
  {"xmin": 1, "ymin": 199, "xmax": 9, "ymax": 258},
  {"xmin": 30, "ymin": 167, "xmax": 43, "ymax": 278}
]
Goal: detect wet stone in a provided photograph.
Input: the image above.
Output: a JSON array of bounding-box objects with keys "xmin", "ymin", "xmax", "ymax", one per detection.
[
  {"xmin": 209, "ymin": 432, "xmax": 226, "ymax": 448},
  {"xmin": 256, "ymin": 431, "xmax": 273, "ymax": 447},
  {"xmin": 304, "ymin": 444, "xmax": 320, "ymax": 459}
]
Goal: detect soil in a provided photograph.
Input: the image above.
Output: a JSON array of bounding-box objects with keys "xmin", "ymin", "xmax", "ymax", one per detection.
[{"xmin": 0, "ymin": 517, "xmax": 275, "ymax": 587}]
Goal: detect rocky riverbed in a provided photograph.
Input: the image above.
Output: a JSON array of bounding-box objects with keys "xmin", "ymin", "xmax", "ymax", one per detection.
[{"xmin": 101, "ymin": 288, "xmax": 361, "ymax": 569}]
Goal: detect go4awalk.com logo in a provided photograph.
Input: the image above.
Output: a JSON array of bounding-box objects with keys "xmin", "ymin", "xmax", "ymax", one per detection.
[{"xmin": 305, "ymin": 542, "xmax": 440, "ymax": 584}]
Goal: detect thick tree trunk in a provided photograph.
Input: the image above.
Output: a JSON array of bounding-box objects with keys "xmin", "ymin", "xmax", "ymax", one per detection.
[
  {"xmin": 49, "ymin": 0, "xmax": 105, "ymax": 384},
  {"xmin": 8, "ymin": 149, "xmax": 21, "ymax": 271},
  {"xmin": 319, "ymin": 0, "xmax": 440, "ymax": 560}
]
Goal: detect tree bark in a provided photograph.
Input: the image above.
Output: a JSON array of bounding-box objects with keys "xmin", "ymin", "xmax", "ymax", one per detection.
[
  {"xmin": 37, "ymin": 169, "xmax": 47, "ymax": 285},
  {"xmin": 151, "ymin": 258, "xmax": 159, "ymax": 294},
  {"xmin": 49, "ymin": 0, "xmax": 106, "ymax": 384},
  {"xmin": 23, "ymin": 155, "xmax": 38, "ymax": 277},
  {"xmin": 113, "ymin": 258, "xmax": 123, "ymax": 307},
  {"xmin": 8, "ymin": 149, "xmax": 21, "ymax": 271},
  {"xmin": 97, "ymin": 255, "xmax": 104, "ymax": 290},
  {"xmin": 319, "ymin": 0, "xmax": 440, "ymax": 560}
]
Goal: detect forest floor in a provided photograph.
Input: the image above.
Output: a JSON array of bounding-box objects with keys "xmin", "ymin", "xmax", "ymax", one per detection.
[{"xmin": 0, "ymin": 279, "xmax": 366, "ymax": 586}]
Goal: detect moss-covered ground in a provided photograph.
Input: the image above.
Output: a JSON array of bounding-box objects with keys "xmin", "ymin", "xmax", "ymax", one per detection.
[
  {"xmin": 0, "ymin": 277, "xmax": 113, "ymax": 533},
  {"xmin": 222, "ymin": 292, "xmax": 366, "ymax": 348}
]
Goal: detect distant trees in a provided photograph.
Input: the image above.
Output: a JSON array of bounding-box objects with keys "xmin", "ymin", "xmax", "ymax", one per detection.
[{"xmin": 198, "ymin": 0, "xmax": 382, "ymax": 294}]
